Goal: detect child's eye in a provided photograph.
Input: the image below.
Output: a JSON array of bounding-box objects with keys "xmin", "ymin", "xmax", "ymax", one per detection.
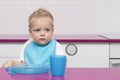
[
  {"xmin": 34, "ymin": 29, "xmax": 40, "ymax": 32},
  {"xmin": 45, "ymin": 29, "xmax": 50, "ymax": 32}
]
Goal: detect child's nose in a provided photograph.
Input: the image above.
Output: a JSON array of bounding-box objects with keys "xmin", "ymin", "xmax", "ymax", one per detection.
[{"xmin": 40, "ymin": 31, "xmax": 45, "ymax": 35}]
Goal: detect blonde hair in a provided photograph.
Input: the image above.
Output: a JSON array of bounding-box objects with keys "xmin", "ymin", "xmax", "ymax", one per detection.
[{"xmin": 28, "ymin": 8, "xmax": 54, "ymax": 28}]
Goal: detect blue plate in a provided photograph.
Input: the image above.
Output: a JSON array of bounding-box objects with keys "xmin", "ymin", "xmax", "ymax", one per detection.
[{"xmin": 5, "ymin": 64, "xmax": 49, "ymax": 75}]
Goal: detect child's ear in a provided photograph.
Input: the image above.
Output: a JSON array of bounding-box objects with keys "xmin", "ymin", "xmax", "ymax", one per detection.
[
  {"xmin": 52, "ymin": 27, "xmax": 54, "ymax": 32},
  {"xmin": 29, "ymin": 29, "xmax": 31, "ymax": 33},
  {"xmin": 29, "ymin": 29, "xmax": 32, "ymax": 37}
]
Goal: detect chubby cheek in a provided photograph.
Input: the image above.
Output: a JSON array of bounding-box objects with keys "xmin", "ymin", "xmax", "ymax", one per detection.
[
  {"xmin": 29, "ymin": 33, "xmax": 37, "ymax": 40},
  {"xmin": 47, "ymin": 34, "xmax": 53, "ymax": 39},
  {"xmin": 33, "ymin": 35, "xmax": 39, "ymax": 40}
]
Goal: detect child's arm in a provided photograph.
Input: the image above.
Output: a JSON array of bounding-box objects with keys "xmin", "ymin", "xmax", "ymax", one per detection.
[{"xmin": 2, "ymin": 60, "xmax": 24, "ymax": 68}]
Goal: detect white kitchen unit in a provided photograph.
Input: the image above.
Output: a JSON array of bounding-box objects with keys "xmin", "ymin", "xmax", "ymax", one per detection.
[
  {"xmin": 61, "ymin": 42, "xmax": 109, "ymax": 68},
  {"xmin": 0, "ymin": 35, "xmax": 110, "ymax": 68},
  {"xmin": 0, "ymin": 43, "xmax": 24, "ymax": 66},
  {"xmin": 103, "ymin": 35, "xmax": 120, "ymax": 68},
  {"xmin": 0, "ymin": 35, "xmax": 28, "ymax": 67},
  {"xmin": 54, "ymin": 35, "xmax": 109, "ymax": 68},
  {"xmin": 110, "ymin": 43, "xmax": 120, "ymax": 68},
  {"xmin": 110, "ymin": 43, "xmax": 120, "ymax": 58}
]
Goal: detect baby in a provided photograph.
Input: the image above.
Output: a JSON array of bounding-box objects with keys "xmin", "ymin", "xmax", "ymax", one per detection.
[{"xmin": 2, "ymin": 8, "xmax": 65, "ymax": 68}]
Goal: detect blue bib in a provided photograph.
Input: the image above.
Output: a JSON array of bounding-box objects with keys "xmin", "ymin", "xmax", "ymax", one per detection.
[{"xmin": 24, "ymin": 39, "xmax": 56, "ymax": 67}]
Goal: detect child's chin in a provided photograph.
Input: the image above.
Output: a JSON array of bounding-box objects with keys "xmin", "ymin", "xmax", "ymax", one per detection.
[{"xmin": 39, "ymin": 42, "xmax": 48, "ymax": 46}]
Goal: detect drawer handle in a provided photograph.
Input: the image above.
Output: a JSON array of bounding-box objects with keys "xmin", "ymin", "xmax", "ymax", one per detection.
[{"xmin": 111, "ymin": 61, "xmax": 120, "ymax": 65}]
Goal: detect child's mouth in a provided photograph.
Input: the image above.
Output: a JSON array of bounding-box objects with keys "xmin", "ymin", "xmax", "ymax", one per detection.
[{"xmin": 39, "ymin": 38, "xmax": 46, "ymax": 41}]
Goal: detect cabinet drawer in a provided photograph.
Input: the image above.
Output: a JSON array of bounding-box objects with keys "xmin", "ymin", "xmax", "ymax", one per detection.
[
  {"xmin": 0, "ymin": 43, "xmax": 24, "ymax": 57},
  {"xmin": 110, "ymin": 43, "xmax": 120, "ymax": 58},
  {"xmin": 61, "ymin": 42, "xmax": 109, "ymax": 68},
  {"xmin": 110, "ymin": 59, "xmax": 120, "ymax": 68}
]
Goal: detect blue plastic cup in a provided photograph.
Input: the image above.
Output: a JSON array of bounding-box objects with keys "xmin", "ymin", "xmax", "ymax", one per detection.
[{"xmin": 50, "ymin": 55, "xmax": 66, "ymax": 76}]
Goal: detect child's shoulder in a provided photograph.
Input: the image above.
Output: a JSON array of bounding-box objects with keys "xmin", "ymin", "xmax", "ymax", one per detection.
[{"xmin": 25, "ymin": 40, "xmax": 36, "ymax": 48}]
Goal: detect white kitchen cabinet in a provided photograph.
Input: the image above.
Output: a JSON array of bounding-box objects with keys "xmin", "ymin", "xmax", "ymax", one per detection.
[
  {"xmin": 0, "ymin": 42, "xmax": 109, "ymax": 68},
  {"xmin": 103, "ymin": 35, "xmax": 120, "ymax": 68},
  {"xmin": 0, "ymin": 35, "xmax": 110, "ymax": 68},
  {"xmin": 61, "ymin": 42, "xmax": 109, "ymax": 68},
  {"xmin": 0, "ymin": 43, "xmax": 24, "ymax": 57},
  {"xmin": 110, "ymin": 43, "xmax": 120, "ymax": 58},
  {"xmin": 0, "ymin": 42, "xmax": 24, "ymax": 67},
  {"xmin": 109, "ymin": 43, "xmax": 120, "ymax": 68}
]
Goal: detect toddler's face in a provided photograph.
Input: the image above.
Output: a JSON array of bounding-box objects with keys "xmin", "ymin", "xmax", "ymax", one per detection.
[{"xmin": 29, "ymin": 18, "xmax": 53, "ymax": 45}]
